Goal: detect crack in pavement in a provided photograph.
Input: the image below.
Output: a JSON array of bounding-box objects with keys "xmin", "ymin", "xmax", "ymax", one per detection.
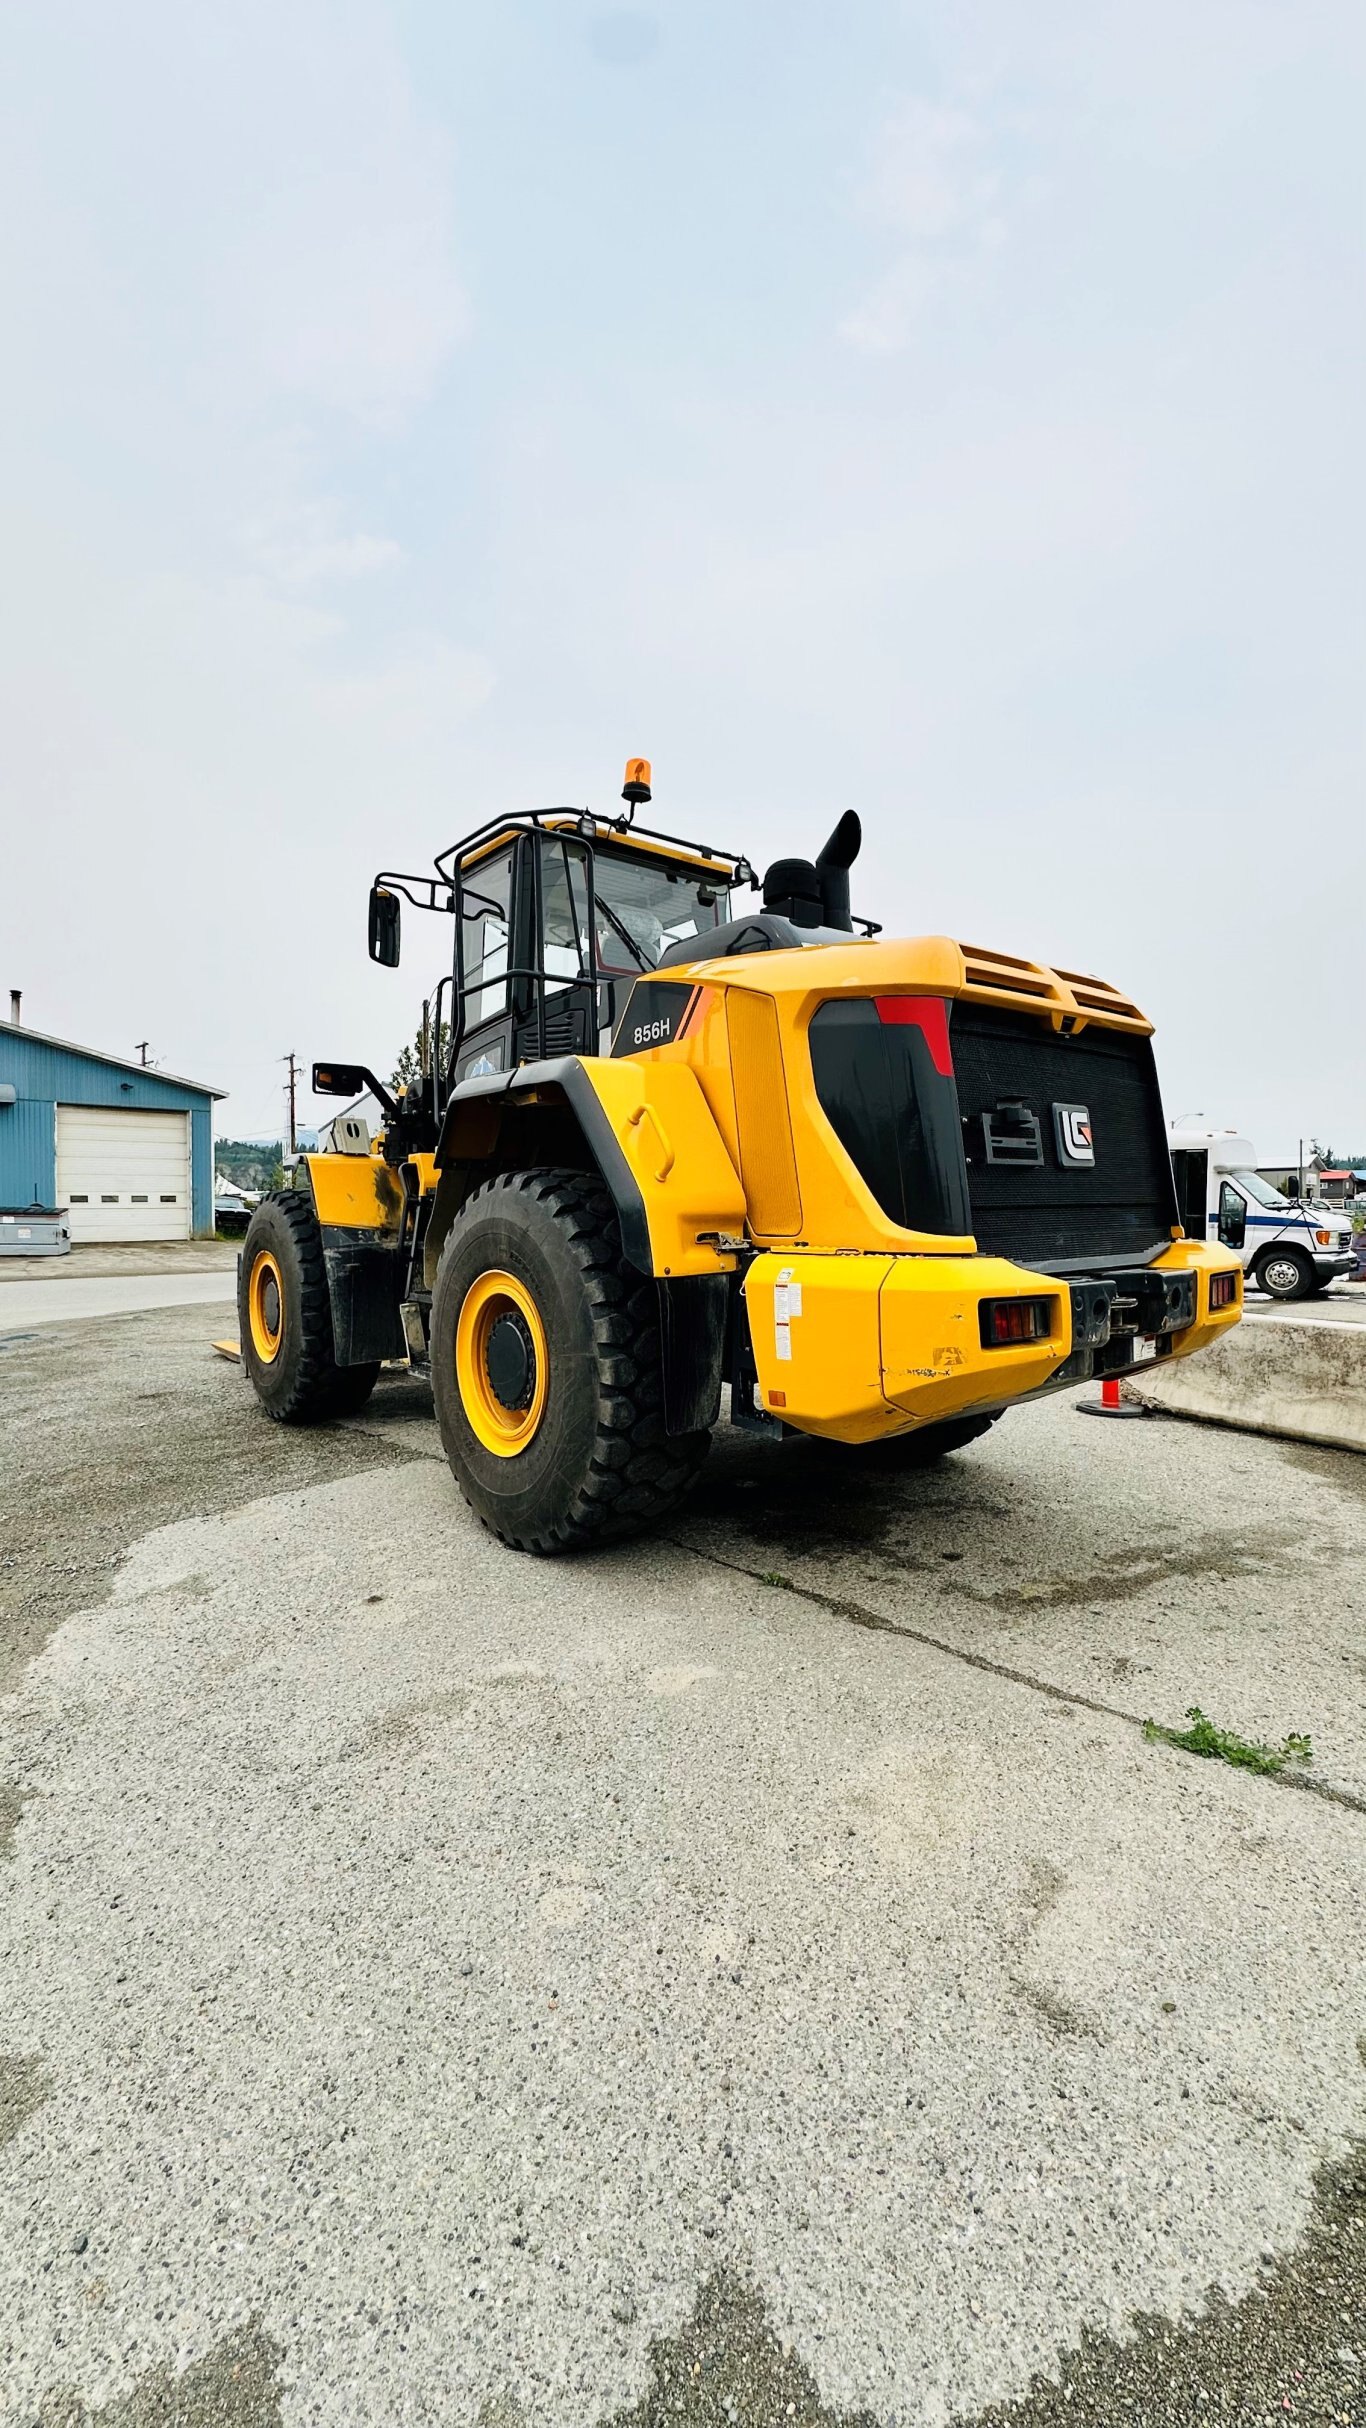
[{"xmin": 669, "ymin": 1537, "xmax": 1366, "ymax": 1819}]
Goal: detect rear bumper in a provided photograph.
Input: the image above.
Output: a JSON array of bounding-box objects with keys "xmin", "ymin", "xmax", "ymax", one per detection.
[{"xmin": 743, "ymin": 1239, "xmax": 1242, "ymax": 1443}]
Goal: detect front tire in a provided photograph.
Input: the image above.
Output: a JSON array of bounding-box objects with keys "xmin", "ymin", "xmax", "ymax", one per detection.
[
  {"xmin": 1254, "ymin": 1247, "xmax": 1314, "ymax": 1301},
  {"xmin": 430, "ymin": 1168, "xmax": 710, "ymax": 1553},
  {"xmin": 238, "ymin": 1192, "xmax": 380, "ymax": 1422}
]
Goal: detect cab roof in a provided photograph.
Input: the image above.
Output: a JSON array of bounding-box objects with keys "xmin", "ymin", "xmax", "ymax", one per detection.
[{"xmin": 436, "ymin": 809, "xmax": 749, "ymax": 887}]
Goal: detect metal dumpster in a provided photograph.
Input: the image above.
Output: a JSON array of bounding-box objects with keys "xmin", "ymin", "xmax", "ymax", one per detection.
[{"xmin": 0, "ymin": 1206, "xmax": 71, "ymax": 1257}]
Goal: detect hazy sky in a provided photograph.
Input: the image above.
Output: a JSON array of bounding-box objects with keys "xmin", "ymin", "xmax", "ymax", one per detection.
[{"xmin": 2, "ymin": 1, "xmax": 1362, "ymax": 1154}]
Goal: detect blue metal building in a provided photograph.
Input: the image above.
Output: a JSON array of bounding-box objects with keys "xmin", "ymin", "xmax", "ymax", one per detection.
[{"xmin": 0, "ymin": 1016, "xmax": 224, "ymax": 1240}]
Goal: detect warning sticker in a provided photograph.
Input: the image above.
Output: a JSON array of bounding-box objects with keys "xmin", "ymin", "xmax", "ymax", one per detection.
[{"xmin": 773, "ymin": 1266, "xmax": 803, "ymax": 1363}]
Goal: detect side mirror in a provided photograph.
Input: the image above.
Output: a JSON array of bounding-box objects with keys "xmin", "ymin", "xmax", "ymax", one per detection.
[
  {"xmin": 369, "ymin": 885, "xmax": 401, "ymax": 967},
  {"xmin": 312, "ymin": 1062, "xmax": 372, "ymax": 1099}
]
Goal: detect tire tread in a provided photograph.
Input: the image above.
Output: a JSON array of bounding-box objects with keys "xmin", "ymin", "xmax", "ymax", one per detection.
[
  {"xmin": 239, "ymin": 1190, "xmax": 379, "ymax": 1424},
  {"xmin": 433, "ymin": 1167, "xmax": 708, "ymax": 1553}
]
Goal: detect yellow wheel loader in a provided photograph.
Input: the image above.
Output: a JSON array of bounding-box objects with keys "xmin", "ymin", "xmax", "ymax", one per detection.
[{"xmin": 237, "ymin": 761, "xmax": 1243, "ymax": 1551}]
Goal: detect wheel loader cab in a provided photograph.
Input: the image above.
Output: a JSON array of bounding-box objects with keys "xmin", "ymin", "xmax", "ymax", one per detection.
[
  {"xmin": 237, "ymin": 756, "xmax": 1243, "ymax": 1557},
  {"xmin": 445, "ymin": 821, "xmax": 740, "ymax": 1088}
]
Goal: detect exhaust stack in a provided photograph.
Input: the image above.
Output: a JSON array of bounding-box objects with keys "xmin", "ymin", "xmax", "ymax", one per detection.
[
  {"xmin": 759, "ymin": 811, "xmax": 863, "ymax": 932},
  {"xmin": 9, "ymin": 989, "xmax": 20, "ymax": 1025},
  {"xmin": 814, "ymin": 811, "xmax": 861, "ymax": 932}
]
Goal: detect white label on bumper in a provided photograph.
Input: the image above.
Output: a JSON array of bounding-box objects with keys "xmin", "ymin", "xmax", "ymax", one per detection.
[
  {"xmin": 1130, "ymin": 1336, "xmax": 1158, "ymax": 1365},
  {"xmin": 774, "ymin": 1267, "xmax": 800, "ymax": 1362}
]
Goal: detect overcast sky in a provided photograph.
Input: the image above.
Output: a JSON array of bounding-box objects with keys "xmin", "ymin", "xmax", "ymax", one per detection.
[{"xmin": 2, "ymin": 1, "xmax": 1362, "ymax": 1155}]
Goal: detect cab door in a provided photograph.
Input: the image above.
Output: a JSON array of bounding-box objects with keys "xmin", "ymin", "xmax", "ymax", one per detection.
[
  {"xmin": 453, "ymin": 843, "xmax": 518, "ymax": 1083},
  {"xmin": 1217, "ymin": 1179, "xmax": 1248, "ymax": 1253},
  {"xmin": 515, "ymin": 834, "xmax": 598, "ymax": 1062}
]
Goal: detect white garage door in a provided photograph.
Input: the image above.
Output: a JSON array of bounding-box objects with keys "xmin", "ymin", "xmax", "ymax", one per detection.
[{"xmin": 56, "ymin": 1106, "xmax": 192, "ymax": 1243}]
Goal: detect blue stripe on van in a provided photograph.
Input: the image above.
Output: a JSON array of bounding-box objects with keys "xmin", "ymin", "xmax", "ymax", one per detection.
[{"xmin": 1207, "ymin": 1213, "xmax": 1327, "ymax": 1232}]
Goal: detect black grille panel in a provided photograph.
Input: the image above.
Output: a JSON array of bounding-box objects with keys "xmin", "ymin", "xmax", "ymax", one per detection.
[
  {"xmin": 515, "ymin": 989, "xmax": 594, "ymax": 1062},
  {"xmin": 950, "ymin": 1004, "xmax": 1177, "ymax": 1268}
]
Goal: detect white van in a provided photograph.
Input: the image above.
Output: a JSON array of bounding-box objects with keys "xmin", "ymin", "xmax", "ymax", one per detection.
[{"xmin": 1168, "ymin": 1126, "xmax": 1354, "ymax": 1301}]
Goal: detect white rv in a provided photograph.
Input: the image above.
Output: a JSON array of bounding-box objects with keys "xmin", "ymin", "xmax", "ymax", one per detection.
[{"xmin": 1168, "ymin": 1126, "xmax": 1354, "ymax": 1300}]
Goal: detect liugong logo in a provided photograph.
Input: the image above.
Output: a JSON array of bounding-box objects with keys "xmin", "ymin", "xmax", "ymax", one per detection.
[{"xmin": 1053, "ymin": 1103, "xmax": 1094, "ymax": 1167}]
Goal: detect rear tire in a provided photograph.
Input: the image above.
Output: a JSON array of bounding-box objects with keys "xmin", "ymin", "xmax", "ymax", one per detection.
[
  {"xmin": 836, "ymin": 1412, "xmax": 1003, "ymax": 1467},
  {"xmin": 239, "ymin": 1192, "xmax": 380, "ymax": 1423},
  {"xmin": 1254, "ymin": 1247, "xmax": 1314, "ymax": 1301},
  {"xmin": 430, "ymin": 1168, "xmax": 710, "ymax": 1553}
]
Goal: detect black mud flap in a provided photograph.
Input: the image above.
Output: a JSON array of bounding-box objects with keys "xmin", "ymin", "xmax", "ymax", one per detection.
[
  {"xmin": 657, "ymin": 1274, "xmax": 729, "ymax": 1435},
  {"xmin": 320, "ymin": 1228, "xmax": 407, "ymax": 1365}
]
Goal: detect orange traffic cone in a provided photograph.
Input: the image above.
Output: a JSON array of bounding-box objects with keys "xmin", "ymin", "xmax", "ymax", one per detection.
[{"xmin": 1079, "ymin": 1372, "xmax": 1149, "ymax": 1419}]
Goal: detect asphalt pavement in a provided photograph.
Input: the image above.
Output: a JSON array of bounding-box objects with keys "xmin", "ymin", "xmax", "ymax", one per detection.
[
  {"xmin": 1, "ymin": 1307, "xmax": 1363, "ymax": 2428},
  {"xmin": 0, "ymin": 1271, "xmax": 238, "ymax": 1326}
]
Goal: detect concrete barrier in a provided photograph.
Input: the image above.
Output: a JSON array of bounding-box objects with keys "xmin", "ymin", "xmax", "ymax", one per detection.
[{"xmin": 1126, "ymin": 1316, "xmax": 1366, "ymax": 1453}]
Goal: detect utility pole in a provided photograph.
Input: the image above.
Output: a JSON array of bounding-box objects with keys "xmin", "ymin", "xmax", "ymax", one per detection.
[
  {"xmin": 136, "ymin": 1041, "xmax": 151, "ymax": 1067},
  {"xmin": 283, "ymin": 1052, "xmax": 299, "ymax": 1154}
]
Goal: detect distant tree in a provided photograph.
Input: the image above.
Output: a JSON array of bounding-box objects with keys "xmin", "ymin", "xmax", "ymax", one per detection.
[
  {"xmin": 215, "ymin": 1137, "xmax": 284, "ymax": 1191},
  {"xmin": 392, "ymin": 1017, "xmax": 451, "ymax": 1094}
]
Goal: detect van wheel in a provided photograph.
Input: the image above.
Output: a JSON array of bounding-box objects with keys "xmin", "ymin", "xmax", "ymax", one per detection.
[
  {"xmin": 1254, "ymin": 1247, "xmax": 1314, "ymax": 1301},
  {"xmin": 430, "ymin": 1168, "xmax": 710, "ymax": 1553},
  {"xmin": 239, "ymin": 1193, "xmax": 380, "ymax": 1421}
]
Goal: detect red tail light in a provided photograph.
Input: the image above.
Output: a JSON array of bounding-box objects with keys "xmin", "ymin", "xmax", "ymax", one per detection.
[
  {"xmin": 1209, "ymin": 1270, "xmax": 1239, "ymax": 1310},
  {"xmin": 874, "ymin": 995, "xmax": 953, "ymax": 1075},
  {"xmin": 980, "ymin": 1296, "xmax": 1054, "ymax": 1347}
]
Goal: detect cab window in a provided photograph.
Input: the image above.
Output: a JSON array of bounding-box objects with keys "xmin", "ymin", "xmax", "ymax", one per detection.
[
  {"xmin": 462, "ymin": 847, "xmax": 513, "ymax": 1028},
  {"xmin": 538, "ymin": 837, "xmax": 593, "ymax": 986},
  {"xmin": 590, "ymin": 849, "xmax": 729, "ymax": 976}
]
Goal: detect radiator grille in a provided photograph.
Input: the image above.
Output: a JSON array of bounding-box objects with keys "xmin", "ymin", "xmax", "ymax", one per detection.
[
  {"xmin": 951, "ymin": 1003, "xmax": 1176, "ymax": 1267},
  {"xmin": 727, "ymin": 989, "xmax": 802, "ymax": 1237}
]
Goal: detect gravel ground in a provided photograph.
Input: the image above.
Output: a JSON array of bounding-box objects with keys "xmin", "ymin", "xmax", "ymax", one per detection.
[{"xmin": 1, "ymin": 1313, "xmax": 1362, "ymax": 2427}]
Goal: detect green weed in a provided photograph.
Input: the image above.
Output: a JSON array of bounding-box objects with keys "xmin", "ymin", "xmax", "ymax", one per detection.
[
  {"xmin": 760, "ymin": 1571, "xmax": 795, "ymax": 1591},
  {"xmin": 1142, "ymin": 1705, "xmax": 1313, "ymax": 1776}
]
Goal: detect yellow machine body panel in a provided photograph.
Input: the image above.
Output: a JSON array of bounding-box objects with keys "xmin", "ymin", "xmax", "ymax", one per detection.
[
  {"xmin": 877, "ymin": 1255, "xmax": 1068, "ymax": 1422},
  {"xmin": 304, "ymin": 1150, "xmax": 404, "ymax": 1231},
  {"xmin": 607, "ymin": 932, "xmax": 1239, "ymax": 1442},
  {"xmin": 433, "ymin": 1059, "xmax": 745, "ymax": 1281},
  {"xmin": 741, "ymin": 1239, "xmax": 1240, "ymax": 1443},
  {"xmin": 564, "ymin": 1059, "xmax": 745, "ymax": 1277},
  {"xmin": 743, "ymin": 1252, "xmax": 1066, "ymax": 1440},
  {"xmin": 1143, "ymin": 1237, "xmax": 1245, "ymax": 1358},
  {"xmin": 615, "ymin": 934, "xmax": 1133, "ymax": 1259},
  {"xmin": 743, "ymin": 1253, "xmax": 892, "ymax": 1439}
]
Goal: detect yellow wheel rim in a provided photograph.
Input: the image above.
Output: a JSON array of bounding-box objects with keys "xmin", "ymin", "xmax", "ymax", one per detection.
[
  {"xmin": 247, "ymin": 1248, "xmax": 285, "ymax": 1364},
  {"xmin": 455, "ymin": 1268, "xmax": 549, "ymax": 1457}
]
